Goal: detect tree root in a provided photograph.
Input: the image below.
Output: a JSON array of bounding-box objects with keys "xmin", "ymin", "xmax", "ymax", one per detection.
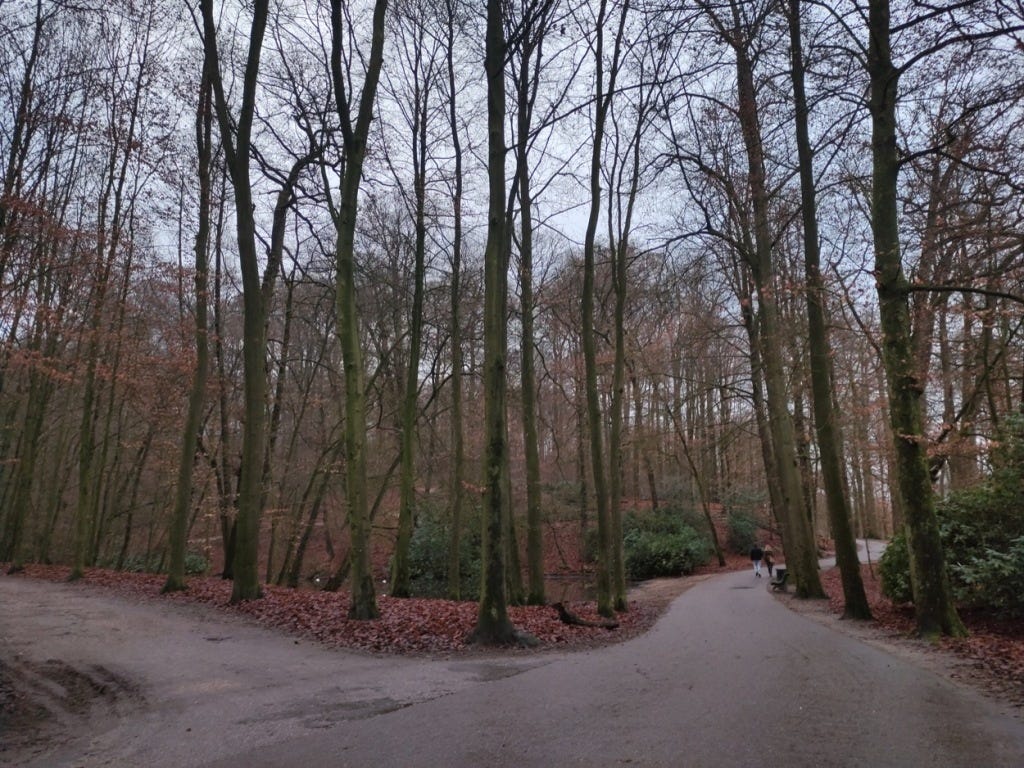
[{"xmin": 552, "ymin": 602, "xmax": 619, "ymax": 629}]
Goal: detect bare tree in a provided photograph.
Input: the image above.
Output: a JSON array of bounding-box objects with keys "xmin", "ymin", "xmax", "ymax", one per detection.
[
  {"xmin": 163, "ymin": 59, "xmax": 214, "ymax": 594},
  {"xmin": 471, "ymin": 0, "xmax": 520, "ymax": 645},
  {"xmin": 579, "ymin": 0, "xmax": 631, "ymax": 618},
  {"xmin": 785, "ymin": 0, "xmax": 870, "ymax": 617},
  {"xmin": 328, "ymin": 0, "xmax": 389, "ymax": 619}
]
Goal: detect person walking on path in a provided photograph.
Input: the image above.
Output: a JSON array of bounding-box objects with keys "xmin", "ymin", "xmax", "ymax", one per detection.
[
  {"xmin": 763, "ymin": 543, "xmax": 774, "ymax": 577},
  {"xmin": 750, "ymin": 544, "xmax": 764, "ymax": 577}
]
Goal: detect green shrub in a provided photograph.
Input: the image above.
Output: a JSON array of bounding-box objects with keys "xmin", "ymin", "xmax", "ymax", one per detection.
[
  {"xmin": 624, "ymin": 526, "xmax": 709, "ymax": 580},
  {"xmin": 184, "ymin": 549, "xmax": 209, "ymax": 575},
  {"xmin": 117, "ymin": 549, "xmax": 208, "ymax": 576},
  {"xmin": 950, "ymin": 537, "xmax": 1024, "ymax": 618},
  {"xmin": 878, "ymin": 530, "xmax": 913, "ymax": 604},
  {"xmin": 883, "ymin": 518, "xmax": 1024, "ymax": 616},
  {"xmin": 879, "ymin": 413, "xmax": 1024, "ymax": 616},
  {"xmin": 581, "ymin": 508, "xmax": 712, "ymax": 580},
  {"xmin": 624, "ymin": 508, "xmax": 677, "ymax": 537},
  {"xmin": 622, "ymin": 509, "xmax": 711, "ymax": 580},
  {"xmin": 726, "ymin": 510, "xmax": 759, "ymax": 555},
  {"xmin": 655, "ymin": 501, "xmax": 707, "ymax": 533},
  {"xmin": 406, "ymin": 500, "xmax": 481, "ymax": 600}
]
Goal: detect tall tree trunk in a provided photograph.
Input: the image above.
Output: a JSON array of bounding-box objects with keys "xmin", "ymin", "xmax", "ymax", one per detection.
[
  {"xmin": 606, "ymin": 70, "xmax": 649, "ymax": 611},
  {"xmin": 866, "ymin": 0, "xmax": 964, "ymax": 637},
  {"xmin": 444, "ymin": 0, "xmax": 466, "ymax": 601},
  {"xmin": 210, "ymin": 184, "xmax": 235, "ymax": 579},
  {"xmin": 575, "ymin": 349, "xmax": 589, "ymax": 573},
  {"xmin": 635, "ymin": 374, "xmax": 659, "ymax": 512},
  {"xmin": 787, "ymin": 0, "xmax": 870, "ymax": 618},
  {"xmin": 581, "ymin": 0, "xmax": 630, "ymax": 619},
  {"xmin": 202, "ymin": 0, "xmax": 271, "ymax": 603},
  {"xmin": 391, "ymin": 16, "xmax": 430, "ymax": 598},
  {"xmin": 515, "ymin": 21, "xmax": 546, "ymax": 607},
  {"xmin": 164, "ymin": 65, "xmax": 213, "ymax": 593},
  {"xmin": 728, "ymin": 1, "xmax": 822, "ymax": 597},
  {"xmin": 735, "ymin": 274, "xmax": 786, "ymax": 535},
  {"xmin": 471, "ymin": 0, "xmax": 517, "ymax": 644},
  {"xmin": 329, "ymin": 0, "xmax": 389, "ymax": 620}
]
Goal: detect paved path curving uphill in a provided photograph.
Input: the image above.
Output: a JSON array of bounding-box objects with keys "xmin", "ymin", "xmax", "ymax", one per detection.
[{"xmin": 3, "ymin": 545, "xmax": 1022, "ymax": 767}]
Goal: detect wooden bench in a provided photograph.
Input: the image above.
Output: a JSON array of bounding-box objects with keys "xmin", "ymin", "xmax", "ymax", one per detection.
[{"xmin": 770, "ymin": 568, "xmax": 788, "ymax": 592}]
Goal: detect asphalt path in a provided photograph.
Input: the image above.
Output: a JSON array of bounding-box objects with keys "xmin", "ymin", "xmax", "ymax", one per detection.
[
  {"xmin": 210, "ymin": 564, "xmax": 1024, "ymax": 768},
  {"xmin": 3, "ymin": 548, "xmax": 1023, "ymax": 767}
]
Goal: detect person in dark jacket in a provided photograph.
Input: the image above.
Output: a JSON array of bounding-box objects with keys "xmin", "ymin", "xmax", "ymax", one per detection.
[{"xmin": 750, "ymin": 544, "xmax": 764, "ymax": 578}]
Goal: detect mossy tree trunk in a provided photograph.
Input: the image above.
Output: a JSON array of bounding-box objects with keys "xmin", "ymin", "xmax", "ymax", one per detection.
[
  {"xmin": 200, "ymin": 0, "xmax": 273, "ymax": 603},
  {"xmin": 581, "ymin": 0, "xmax": 630, "ymax": 619},
  {"xmin": 443, "ymin": 0, "xmax": 466, "ymax": 601},
  {"xmin": 472, "ymin": 0, "xmax": 517, "ymax": 645},
  {"xmin": 722, "ymin": 0, "xmax": 823, "ymax": 598},
  {"xmin": 328, "ymin": 0, "xmax": 389, "ymax": 620},
  {"xmin": 163, "ymin": 64, "xmax": 213, "ymax": 594},
  {"xmin": 786, "ymin": 0, "xmax": 870, "ymax": 618},
  {"xmin": 390, "ymin": 6, "xmax": 433, "ymax": 599},
  {"xmin": 512, "ymin": 4, "xmax": 551, "ymax": 607},
  {"xmin": 866, "ymin": 0, "xmax": 964, "ymax": 638},
  {"xmin": 606, "ymin": 54, "xmax": 652, "ymax": 611}
]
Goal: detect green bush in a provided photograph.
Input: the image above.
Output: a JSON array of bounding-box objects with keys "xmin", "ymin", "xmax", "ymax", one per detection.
[
  {"xmin": 880, "ymin": 415, "xmax": 1024, "ymax": 616},
  {"xmin": 950, "ymin": 537, "xmax": 1024, "ymax": 618},
  {"xmin": 623, "ymin": 508, "xmax": 711, "ymax": 580},
  {"xmin": 406, "ymin": 501, "xmax": 481, "ymax": 600},
  {"xmin": 878, "ymin": 530, "xmax": 913, "ymax": 604},
  {"xmin": 726, "ymin": 510, "xmax": 759, "ymax": 555},
  {"xmin": 117, "ymin": 549, "xmax": 208, "ymax": 576},
  {"xmin": 582, "ymin": 508, "xmax": 712, "ymax": 580},
  {"xmin": 624, "ymin": 526, "xmax": 709, "ymax": 580},
  {"xmin": 883, "ymin": 512, "xmax": 1024, "ymax": 616},
  {"xmin": 184, "ymin": 549, "xmax": 209, "ymax": 575},
  {"xmin": 624, "ymin": 508, "xmax": 678, "ymax": 537},
  {"xmin": 657, "ymin": 501, "xmax": 707, "ymax": 532}
]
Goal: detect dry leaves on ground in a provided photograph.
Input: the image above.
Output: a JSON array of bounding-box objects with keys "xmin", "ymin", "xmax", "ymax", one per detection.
[{"xmin": 6, "ymin": 564, "xmax": 658, "ymax": 655}]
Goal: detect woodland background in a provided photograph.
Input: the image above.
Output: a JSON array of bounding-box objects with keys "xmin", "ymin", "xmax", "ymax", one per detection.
[{"xmin": 2, "ymin": 0, "xmax": 1024, "ymax": 637}]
